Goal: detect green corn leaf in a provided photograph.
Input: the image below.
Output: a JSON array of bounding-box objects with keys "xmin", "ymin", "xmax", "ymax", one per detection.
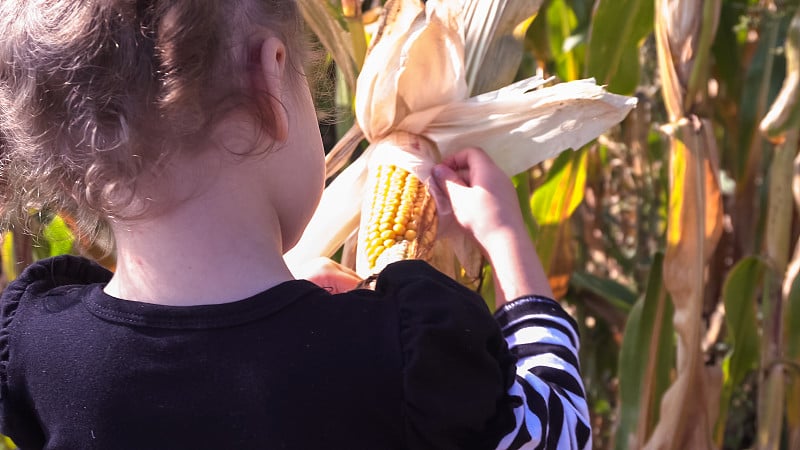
[
  {"xmin": 570, "ymin": 271, "xmax": 637, "ymax": 313},
  {"xmin": 615, "ymin": 252, "xmax": 674, "ymax": 449},
  {"xmin": 713, "ymin": 256, "xmax": 765, "ymax": 446},
  {"xmin": 585, "ymin": 0, "xmax": 654, "ymax": 95},
  {"xmin": 784, "ymin": 262, "xmax": 800, "ymax": 446},
  {"xmin": 512, "ymin": 171, "xmax": 539, "ymax": 243},
  {"xmin": 785, "ymin": 266, "xmax": 800, "ymax": 367},
  {"xmin": 546, "ymin": 0, "xmax": 582, "ymax": 81}
]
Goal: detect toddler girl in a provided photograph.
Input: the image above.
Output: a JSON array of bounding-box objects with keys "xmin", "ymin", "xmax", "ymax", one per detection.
[{"xmin": 0, "ymin": 1, "xmax": 589, "ymax": 449}]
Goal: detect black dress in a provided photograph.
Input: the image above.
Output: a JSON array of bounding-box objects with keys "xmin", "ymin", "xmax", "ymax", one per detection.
[{"xmin": 0, "ymin": 256, "xmax": 589, "ymax": 449}]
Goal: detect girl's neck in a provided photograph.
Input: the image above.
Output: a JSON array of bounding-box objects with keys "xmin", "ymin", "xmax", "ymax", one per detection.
[{"xmin": 104, "ymin": 154, "xmax": 296, "ymax": 306}]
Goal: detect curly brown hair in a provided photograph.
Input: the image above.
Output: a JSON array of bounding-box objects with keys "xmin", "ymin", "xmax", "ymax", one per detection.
[{"xmin": 0, "ymin": 0, "xmax": 307, "ymax": 239}]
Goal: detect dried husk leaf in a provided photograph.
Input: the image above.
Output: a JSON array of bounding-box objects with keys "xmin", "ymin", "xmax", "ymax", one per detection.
[
  {"xmin": 422, "ymin": 78, "xmax": 637, "ymax": 175},
  {"xmin": 324, "ymin": 124, "xmax": 364, "ymax": 180},
  {"xmin": 284, "ymin": 146, "xmax": 372, "ymax": 271},
  {"xmin": 660, "ymin": 0, "xmax": 704, "ymax": 84},
  {"xmin": 356, "ymin": 0, "xmax": 466, "ymax": 142}
]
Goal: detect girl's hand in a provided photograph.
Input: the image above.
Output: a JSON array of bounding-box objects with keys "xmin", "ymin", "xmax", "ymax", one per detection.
[
  {"xmin": 432, "ymin": 147, "xmax": 553, "ymax": 305},
  {"xmin": 432, "ymin": 147, "xmax": 526, "ymax": 249},
  {"xmin": 292, "ymin": 257, "xmax": 362, "ymax": 294}
]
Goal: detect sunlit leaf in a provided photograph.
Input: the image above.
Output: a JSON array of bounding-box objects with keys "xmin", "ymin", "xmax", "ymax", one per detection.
[
  {"xmin": 530, "ymin": 149, "xmax": 587, "ymax": 225},
  {"xmin": 530, "ymin": 149, "xmax": 586, "ymax": 296},
  {"xmin": 42, "ymin": 216, "xmax": 74, "ymax": 257},
  {"xmin": 1, "ymin": 232, "xmax": 16, "ymax": 282},
  {"xmin": 0, "ymin": 436, "xmax": 15, "ymax": 450},
  {"xmin": 546, "ymin": 0, "xmax": 581, "ymax": 81}
]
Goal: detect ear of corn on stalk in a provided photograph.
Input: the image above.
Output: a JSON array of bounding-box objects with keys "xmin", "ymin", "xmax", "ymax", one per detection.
[
  {"xmin": 283, "ymin": 0, "xmax": 637, "ymax": 280},
  {"xmin": 356, "ymin": 132, "xmax": 439, "ymax": 277}
]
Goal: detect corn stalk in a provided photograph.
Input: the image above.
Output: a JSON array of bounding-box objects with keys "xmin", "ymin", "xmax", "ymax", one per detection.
[
  {"xmin": 785, "ymin": 148, "xmax": 800, "ymax": 450},
  {"xmin": 756, "ymin": 129, "xmax": 797, "ymax": 450},
  {"xmin": 644, "ymin": 0, "xmax": 723, "ymax": 448},
  {"xmin": 755, "ymin": 5, "xmax": 800, "ymax": 448}
]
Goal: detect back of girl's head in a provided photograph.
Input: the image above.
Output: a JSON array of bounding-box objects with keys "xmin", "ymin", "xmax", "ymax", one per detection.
[{"xmin": 0, "ymin": 0, "xmax": 306, "ymax": 238}]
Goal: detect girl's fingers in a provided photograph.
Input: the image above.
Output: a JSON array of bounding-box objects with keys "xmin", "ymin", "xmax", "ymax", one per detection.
[
  {"xmin": 432, "ymin": 163, "xmax": 463, "ymax": 191},
  {"xmin": 440, "ymin": 147, "xmax": 495, "ymax": 185},
  {"xmin": 443, "ymin": 147, "xmax": 490, "ymax": 166}
]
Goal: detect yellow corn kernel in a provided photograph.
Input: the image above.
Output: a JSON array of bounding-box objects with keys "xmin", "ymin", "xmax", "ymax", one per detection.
[{"xmin": 362, "ymin": 164, "xmax": 438, "ymax": 271}]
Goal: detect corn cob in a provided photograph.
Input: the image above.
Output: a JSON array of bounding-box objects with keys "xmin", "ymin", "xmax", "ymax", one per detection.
[{"xmin": 361, "ymin": 163, "xmax": 437, "ymax": 274}]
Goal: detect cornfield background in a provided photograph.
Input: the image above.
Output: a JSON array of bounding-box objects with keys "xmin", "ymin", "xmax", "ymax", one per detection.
[{"xmin": 2, "ymin": 0, "xmax": 800, "ymax": 449}]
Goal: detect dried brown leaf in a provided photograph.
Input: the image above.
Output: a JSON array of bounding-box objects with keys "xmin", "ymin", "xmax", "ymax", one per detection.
[{"xmin": 645, "ymin": 121, "xmax": 723, "ymax": 450}]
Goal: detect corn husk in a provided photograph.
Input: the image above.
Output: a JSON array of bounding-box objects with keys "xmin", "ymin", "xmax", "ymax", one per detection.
[
  {"xmin": 355, "ymin": 132, "xmax": 441, "ymax": 276},
  {"xmin": 285, "ymin": 0, "xmax": 636, "ymax": 277}
]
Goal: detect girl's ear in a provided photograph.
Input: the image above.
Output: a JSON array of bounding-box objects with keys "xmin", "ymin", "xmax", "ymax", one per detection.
[{"xmin": 250, "ymin": 36, "xmax": 289, "ymax": 142}]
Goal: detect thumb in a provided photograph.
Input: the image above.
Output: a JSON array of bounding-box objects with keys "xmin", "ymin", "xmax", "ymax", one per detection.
[
  {"xmin": 429, "ymin": 164, "xmax": 461, "ymax": 239},
  {"xmin": 432, "ymin": 163, "xmax": 465, "ymax": 195}
]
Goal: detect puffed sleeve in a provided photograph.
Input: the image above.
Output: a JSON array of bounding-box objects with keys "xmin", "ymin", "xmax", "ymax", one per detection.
[
  {"xmin": 0, "ymin": 256, "xmax": 112, "ymax": 448},
  {"xmin": 373, "ymin": 260, "xmax": 518, "ymax": 450},
  {"xmin": 0, "ymin": 266, "xmax": 46, "ymax": 448}
]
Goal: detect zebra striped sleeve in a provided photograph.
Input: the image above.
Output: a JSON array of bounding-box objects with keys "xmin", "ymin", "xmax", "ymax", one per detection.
[{"xmin": 493, "ymin": 296, "xmax": 592, "ymax": 450}]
